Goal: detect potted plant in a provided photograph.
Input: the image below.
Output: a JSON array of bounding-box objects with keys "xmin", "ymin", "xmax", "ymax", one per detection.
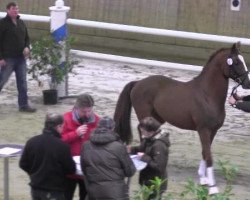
[{"xmin": 28, "ymin": 35, "xmax": 78, "ymax": 105}]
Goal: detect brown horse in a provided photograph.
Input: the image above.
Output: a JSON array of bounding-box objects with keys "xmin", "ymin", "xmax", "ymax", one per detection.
[{"xmin": 113, "ymin": 42, "xmax": 250, "ymax": 194}]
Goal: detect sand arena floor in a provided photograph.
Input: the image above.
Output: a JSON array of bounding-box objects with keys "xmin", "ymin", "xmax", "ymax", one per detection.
[{"xmin": 0, "ymin": 58, "xmax": 250, "ymax": 199}]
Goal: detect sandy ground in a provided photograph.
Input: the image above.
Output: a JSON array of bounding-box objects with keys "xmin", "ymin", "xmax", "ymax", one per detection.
[{"xmin": 0, "ymin": 58, "xmax": 250, "ymax": 200}]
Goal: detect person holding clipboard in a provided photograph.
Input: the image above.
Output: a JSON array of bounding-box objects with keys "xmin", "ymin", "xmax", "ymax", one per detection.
[{"xmin": 127, "ymin": 117, "xmax": 171, "ymax": 200}]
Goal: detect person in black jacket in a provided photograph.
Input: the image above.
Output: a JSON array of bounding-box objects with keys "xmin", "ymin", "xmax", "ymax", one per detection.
[
  {"xmin": 19, "ymin": 113, "xmax": 76, "ymax": 200},
  {"xmin": 81, "ymin": 116, "xmax": 136, "ymax": 200},
  {"xmin": 228, "ymin": 92, "xmax": 250, "ymax": 112},
  {"xmin": 0, "ymin": 2, "xmax": 36, "ymax": 112},
  {"xmin": 128, "ymin": 117, "xmax": 171, "ymax": 200}
]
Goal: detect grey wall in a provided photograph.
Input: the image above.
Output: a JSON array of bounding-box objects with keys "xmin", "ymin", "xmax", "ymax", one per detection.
[{"xmin": 1, "ymin": 0, "xmax": 250, "ymax": 65}]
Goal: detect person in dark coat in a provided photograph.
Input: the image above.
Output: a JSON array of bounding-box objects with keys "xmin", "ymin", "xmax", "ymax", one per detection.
[
  {"xmin": 19, "ymin": 113, "xmax": 76, "ymax": 200},
  {"xmin": 81, "ymin": 116, "xmax": 136, "ymax": 200},
  {"xmin": 128, "ymin": 117, "xmax": 171, "ymax": 200},
  {"xmin": 0, "ymin": 2, "xmax": 36, "ymax": 112}
]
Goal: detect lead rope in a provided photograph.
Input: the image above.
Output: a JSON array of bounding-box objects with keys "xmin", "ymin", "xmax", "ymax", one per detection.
[
  {"xmin": 230, "ymin": 83, "xmax": 240, "ymax": 96},
  {"xmin": 230, "ymin": 82, "xmax": 241, "ymax": 108},
  {"xmin": 230, "ymin": 71, "xmax": 249, "ymax": 96}
]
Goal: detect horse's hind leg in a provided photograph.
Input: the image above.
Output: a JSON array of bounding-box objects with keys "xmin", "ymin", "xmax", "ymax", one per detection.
[
  {"xmin": 133, "ymin": 101, "xmax": 153, "ymax": 121},
  {"xmin": 198, "ymin": 129, "xmax": 219, "ymax": 195}
]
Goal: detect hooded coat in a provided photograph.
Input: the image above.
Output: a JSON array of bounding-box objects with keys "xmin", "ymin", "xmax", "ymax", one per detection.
[
  {"xmin": 81, "ymin": 128, "xmax": 136, "ymax": 200},
  {"xmin": 131, "ymin": 132, "xmax": 170, "ymax": 193}
]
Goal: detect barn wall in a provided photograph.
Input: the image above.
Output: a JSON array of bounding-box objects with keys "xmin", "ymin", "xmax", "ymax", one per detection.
[{"xmin": 0, "ymin": 0, "xmax": 250, "ymax": 65}]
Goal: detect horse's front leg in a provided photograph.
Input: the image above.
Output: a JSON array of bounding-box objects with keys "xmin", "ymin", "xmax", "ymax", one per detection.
[
  {"xmin": 198, "ymin": 129, "xmax": 219, "ymax": 195},
  {"xmin": 198, "ymin": 159, "xmax": 208, "ymax": 185}
]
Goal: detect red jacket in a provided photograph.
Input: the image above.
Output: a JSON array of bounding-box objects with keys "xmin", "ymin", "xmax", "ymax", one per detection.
[{"xmin": 62, "ymin": 111, "xmax": 100, "ymax": 156}]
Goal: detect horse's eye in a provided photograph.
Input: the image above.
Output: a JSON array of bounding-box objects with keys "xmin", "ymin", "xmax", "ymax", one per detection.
[{"xmin": 233, "ymin": 60, "xmax": 239, "ymax": 65}]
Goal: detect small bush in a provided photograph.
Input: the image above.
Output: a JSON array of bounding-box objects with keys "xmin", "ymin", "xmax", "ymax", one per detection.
[
  {"xmin": 28, "ymin": 35, "xmax": 78, "ymax": 89},
  {"xmin": 133, "ymin": 160, "xmax": 238, "ymax": 200}
]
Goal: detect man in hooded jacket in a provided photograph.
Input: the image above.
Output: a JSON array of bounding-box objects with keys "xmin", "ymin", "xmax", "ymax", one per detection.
[{"xmin": 81, "ymin": 116, "xmax": 136, "ymax": 200}]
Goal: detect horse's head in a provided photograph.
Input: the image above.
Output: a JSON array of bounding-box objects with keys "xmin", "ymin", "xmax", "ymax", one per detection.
[{"xmin": 226, "ymin": 42, "xmax": 250, "ymax": 89}]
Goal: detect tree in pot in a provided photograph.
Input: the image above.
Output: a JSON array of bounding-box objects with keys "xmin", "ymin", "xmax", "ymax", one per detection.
[{"xmin": 28, "ymin": 35, "xmax": 78, "ymax": 105}]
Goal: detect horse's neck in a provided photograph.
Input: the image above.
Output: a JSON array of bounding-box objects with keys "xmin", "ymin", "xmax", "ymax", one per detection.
[{"xmin": 193, "ymin": 63, "xmax": 228, "ymax": 105}]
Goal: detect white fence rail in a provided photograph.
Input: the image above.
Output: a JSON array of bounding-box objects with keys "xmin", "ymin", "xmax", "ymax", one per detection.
[
  {"xmin": 1, "ymin": 12, "xmax": 250, "ymax": 45},
  {"xmin": 1, "ymin": 11, "xmax": 250, "ymax": 72},
  {"xmin": 67, "ymin": 18, "xmax": 250, "ymax": 45},
  {"xmin": 71, "ymin": 50, "xmax": 202, "ymax": 72},
  {"xmin": 0, "ymin": 12, "xmax": 50, "ymax": 22}
]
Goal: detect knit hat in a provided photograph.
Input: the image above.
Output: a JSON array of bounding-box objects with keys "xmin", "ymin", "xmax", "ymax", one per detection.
[{"xmin": 98, "ymin": 116, "xmax": 115, "ymax": 130}]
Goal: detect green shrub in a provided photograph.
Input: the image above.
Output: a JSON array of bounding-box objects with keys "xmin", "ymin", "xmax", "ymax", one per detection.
[
  {"xmin": 28, "ymin": 35, "xmax": 78, "ymax": 89},
  {"xmin": 133, "ymin": 160, "xmax": 238, "ymax": 200}
]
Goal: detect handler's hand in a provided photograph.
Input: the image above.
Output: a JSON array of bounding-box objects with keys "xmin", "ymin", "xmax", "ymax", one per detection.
[
  {"xmin": 0, "ymin": 59, "xmax": 6, "ymax": 67},
  {"xmin": 76, "ymin": 125, "xmax": 87, "ymax": 138},
  {"xmin": 137, "ymin": 152, "xmax": 145, "ymax": 159},
  {"xmin": 126, "ymin": 145, "xmax": 131, "ymax": 153},
  {"xmin": 228, "ymin": 96, "xmax": 237, "ymax": 106},
  {"xmin": 232, "ymin": 92, "xmax": 243, "ymax": 101},
  {"xmin": 23, "ymin": 47, "xmax": 30, "ymax": 58}
]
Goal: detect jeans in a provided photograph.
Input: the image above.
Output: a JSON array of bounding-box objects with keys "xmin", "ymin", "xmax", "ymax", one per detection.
[
  {"xmin": 0, "ymin": 56, "xmax": 28, "ymax": 108},
  {"xmin": 31, "ymin": 188, "xmax": 65, "ymax": 200}
]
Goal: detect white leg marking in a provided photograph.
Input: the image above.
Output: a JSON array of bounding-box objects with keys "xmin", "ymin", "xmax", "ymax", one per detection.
[
  {"xmin": 198, "ymin": 159, "xmax": 206, "ymax": 177},
  {"xmin": 198, "ymin": 160, "xmax": 208, "ymax": 185},
  {"xmin": 207, "ymin": 167, "xmax": 219, "ymax": 195}
]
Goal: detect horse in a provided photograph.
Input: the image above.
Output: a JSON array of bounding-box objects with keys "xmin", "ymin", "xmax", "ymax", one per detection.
[{"xmin": 113, "ymin": 42, "xmax": 250, "ymax": 195}]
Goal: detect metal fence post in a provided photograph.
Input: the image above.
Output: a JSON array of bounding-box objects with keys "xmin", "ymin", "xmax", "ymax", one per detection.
[{"xmin": 3, "ymin": 157, "xmax": 9, "ymax": 200}]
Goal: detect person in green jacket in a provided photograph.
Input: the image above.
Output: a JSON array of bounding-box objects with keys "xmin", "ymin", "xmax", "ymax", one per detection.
[
  {"xmin": 128, "ymin": 117, "xmax": 171, "ymax": 200},
  {"xmin": 0, "ymin": 2, "xmax": 36, "ymax": 112}
]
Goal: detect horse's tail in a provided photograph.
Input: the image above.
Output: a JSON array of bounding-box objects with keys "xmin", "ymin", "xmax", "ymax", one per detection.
[{"xmin": 114, "ymin": 81, "xmax": 138, "ymax": 144}]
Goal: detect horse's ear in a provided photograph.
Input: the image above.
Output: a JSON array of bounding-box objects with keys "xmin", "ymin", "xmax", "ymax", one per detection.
[{"xmin": 231, "ymin": 41, "xmax": 241, "ymax": 54}]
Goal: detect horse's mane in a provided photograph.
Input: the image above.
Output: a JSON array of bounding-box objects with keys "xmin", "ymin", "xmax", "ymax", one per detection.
[
  {"xmin": 204, "ymin": 47, "xmax": 227, "ymax": 68},
  {"xmin": 193, "ymin": 47, "xmax": 229, "ymax": 80}
]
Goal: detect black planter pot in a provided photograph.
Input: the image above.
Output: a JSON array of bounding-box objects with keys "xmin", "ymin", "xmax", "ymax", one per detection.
[{"xmin": 43, "ymin": 89, "xmax": 58, "ymax": 105}]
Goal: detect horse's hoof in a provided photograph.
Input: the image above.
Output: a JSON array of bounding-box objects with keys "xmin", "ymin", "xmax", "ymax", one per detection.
[
  {"xmin": 209, "ymin": 186, "xmax": 219, "ymax": 195},
  {"xmin": 199, "ymin": 177, "xmax": 208, "ymax": 185}
]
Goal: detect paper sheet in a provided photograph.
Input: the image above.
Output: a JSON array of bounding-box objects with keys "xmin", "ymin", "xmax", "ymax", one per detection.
[
  {"xmin": 73, "ymin": 156, "xmax": 83, "ymax": 175},
  {"xmin": 73, "ymin": 154, "xmax": 147, "ymax": 175},
  {"xmin": 0, "ymin": 147, "xmax": 21, "ymax": 155},
  {"xmin": 130, "ymin": 155, "xmax": 147, "ymax": 171}
]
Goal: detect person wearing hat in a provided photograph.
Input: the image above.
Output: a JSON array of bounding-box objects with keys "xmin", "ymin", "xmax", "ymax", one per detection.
[
  {"xmin": 61, "ymin": 93, "xmax": 100, "ymax": 200},
  {"xmin": 81, "ymin": 116, "xmax": 136, "ymax": 200},
  {"xmin": 19, "ymin": 113, "xmax": 76, "ymax": 200},
  {"xmin": 127, "ymin": 117, "xmax": 171, "ymax": 200}
]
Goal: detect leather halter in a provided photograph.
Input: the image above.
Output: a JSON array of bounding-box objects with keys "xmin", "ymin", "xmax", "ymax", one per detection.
[{"xmin": 228, "ymin": 59, "xmax": 249, "ymax": 95}]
